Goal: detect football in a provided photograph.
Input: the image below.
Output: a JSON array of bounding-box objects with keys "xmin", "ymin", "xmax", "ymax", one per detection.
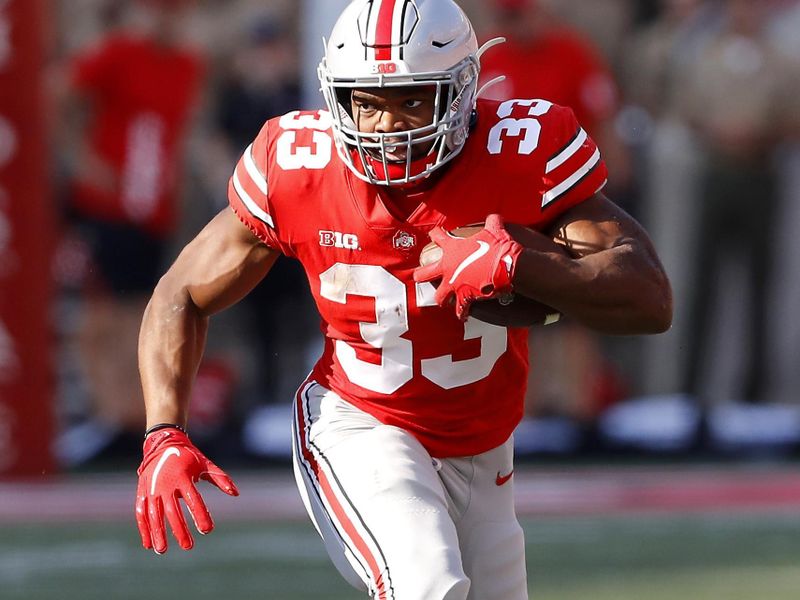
[{"xmin": 419, "ymin": 224, "xmax": 562, "ymax": 327}]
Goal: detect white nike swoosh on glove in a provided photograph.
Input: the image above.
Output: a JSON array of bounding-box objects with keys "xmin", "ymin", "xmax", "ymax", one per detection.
[
  {"xmin": 449, "ymin": 241, "xmax": 490, "ymax": 285},
  {"xmin": 151, "ymin": 447, "xmax": 181, "ymax": 495}
]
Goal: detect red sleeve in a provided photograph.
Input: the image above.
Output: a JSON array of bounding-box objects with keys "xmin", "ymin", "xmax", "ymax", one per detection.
[
  {"xmin": 538, "ymin": 103, "xmax": 608, "ymax": 215},
  {"xmin": 227, "ymin": 121, "xmax": 282, "ymax": 250}
]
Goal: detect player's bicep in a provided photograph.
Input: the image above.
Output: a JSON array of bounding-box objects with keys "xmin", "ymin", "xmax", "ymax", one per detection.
[
  {"xmin": 546, "ymin": 192, "xmax": 657, "ymax": 260},
  {"xmin": 162, "ymin": 208, "xmax": 278, "ymax": 317},
  {"xmin": 542, "ymin": 192, "xmax": 672, "ymax": 333}
]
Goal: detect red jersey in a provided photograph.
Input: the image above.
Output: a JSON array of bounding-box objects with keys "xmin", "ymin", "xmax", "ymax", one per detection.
[
  {"xmin": 228, "ymin": 98, "xmax": 607, "ymax": 457},
  {"xmin": 70, "ymin": 34, "xmax": 204, "ymax": 236},
  {"xmin": 479, "ymin": 28, "xmax": 617, "ymax": 135}
]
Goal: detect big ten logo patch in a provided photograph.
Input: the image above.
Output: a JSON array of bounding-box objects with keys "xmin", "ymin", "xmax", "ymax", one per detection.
[
  {"xmin": 319, "ymin": 230, "xmax": 360, "ymax": 250},
  {"xmin": 392, "ymin": 230, "xmax": 416, "ymax": 251}
]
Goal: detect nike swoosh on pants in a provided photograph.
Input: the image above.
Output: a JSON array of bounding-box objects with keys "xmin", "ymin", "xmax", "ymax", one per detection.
[
  {"xmin": 495, "ymin": 470, "xmax": 514, "ymax": 486},
  {"xmin": 449, "ymin": 240, "xmax": 490, "ymax": 285},
  {"xmin": 151, "ymin": 447, "xmax": 181, "ymax": 495}
]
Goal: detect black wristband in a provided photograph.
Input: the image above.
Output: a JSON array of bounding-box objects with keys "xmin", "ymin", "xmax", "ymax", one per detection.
[{"xmin": 144, "ymin": 423, "xmax": 186, "ymax": 439}]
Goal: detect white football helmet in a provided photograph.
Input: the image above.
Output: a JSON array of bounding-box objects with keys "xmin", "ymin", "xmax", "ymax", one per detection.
[{"xmin": 319, "ymin": 0, "xmax": 498, "ymax": 186}]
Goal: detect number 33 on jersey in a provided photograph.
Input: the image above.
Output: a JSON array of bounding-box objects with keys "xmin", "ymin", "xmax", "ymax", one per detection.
[{"xmin": 227, "ymin": 98, "xmax": 608, "ymax": 458}]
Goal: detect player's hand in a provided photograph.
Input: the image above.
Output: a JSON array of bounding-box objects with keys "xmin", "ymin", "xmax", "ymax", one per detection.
[
  {"xmin": 135, "ymin": 427, "xmax": 239, "ymax": 554},
  {"xmin": 413, "ymin": 214, "xmax": 523, "ymax": 320}
]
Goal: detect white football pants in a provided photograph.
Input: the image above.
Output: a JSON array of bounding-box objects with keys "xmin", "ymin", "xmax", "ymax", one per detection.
[{"xmin": 291, "ymin": 380, "xmax": 528, "ymax": 600}]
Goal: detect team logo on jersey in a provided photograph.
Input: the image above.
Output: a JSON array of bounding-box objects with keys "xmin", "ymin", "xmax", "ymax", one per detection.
[
  {"xmin": 319, "ymin": 230, "xmax": 360, "ymax": 250},
  {"xmin": 392, "ymin": 230, "xmax": 416, "ymax": 251}
]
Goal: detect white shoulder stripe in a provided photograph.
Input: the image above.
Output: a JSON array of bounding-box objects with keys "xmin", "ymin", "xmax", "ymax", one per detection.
[
  {"xmin": 243, "ymin": 144, "xmax": 267, "ymax": 195},
  {"xmin": 546, "ymin": 128, "xmax": 588, "ymax": 174},
  {"xmin": 233, "ymin": 170, "xmax": 274, "ymax": 227},
  {"xmin": 542, "ymin": 147, "xmax": 601, "ymax": 207}
]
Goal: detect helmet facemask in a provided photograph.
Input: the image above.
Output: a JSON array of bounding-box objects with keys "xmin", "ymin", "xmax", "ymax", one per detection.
[{"xmin": 319, "ymin": 55, "xmax": 480, "ymax": 186}]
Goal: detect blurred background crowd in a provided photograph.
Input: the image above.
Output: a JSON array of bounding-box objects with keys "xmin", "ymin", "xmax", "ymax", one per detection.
[{"xmin": 33, "ymin": 0, "xmax": 800, "ymax": 468}]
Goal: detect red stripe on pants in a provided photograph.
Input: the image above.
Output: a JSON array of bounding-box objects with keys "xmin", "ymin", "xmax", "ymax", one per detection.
[{"xmin": 295, "ymin": 388, "xmax": 388, "ymax": 599}]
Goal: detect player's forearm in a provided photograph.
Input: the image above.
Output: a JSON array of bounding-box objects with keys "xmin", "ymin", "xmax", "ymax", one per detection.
[
  {"xmin": 513, "ymin": 241, "xmax": 673, "ymax": 335},
  {"xmin": 138, "ymin": 280, "xmax": 209, "ymax": 429}
]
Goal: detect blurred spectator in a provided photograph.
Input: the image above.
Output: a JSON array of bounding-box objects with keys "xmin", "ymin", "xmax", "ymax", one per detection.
[
  {"xmin": 203, "ymin": 15, "xmax": 319, "ymax": 438},
  {"xmin": 764, "ymin": 0, "xmax": 800, "ymax": 405},
  {"xmin": 680, "ymin": 0, "xmax": 794, "ymax": 405},
  {"xmin": 624, "ymin": 0, "xmax": 720, "ymax": 118},
  {"xmin": 215, "ymin": 17, "xmax": 301, "ymax": 153},
  {"xmin": 623, "ymin": 0, "xmax": 720, "ymax": 395},
  {"xmin": 54, "ymin": 0, "xmax": 205, "ymax": 460},
  {"xmin": 545, "ymin": 0, "xmax": 634, "ymax": 69},
  {"xmin": 477, "ymin": 0, "xmax": 632, "ymax": 425}
]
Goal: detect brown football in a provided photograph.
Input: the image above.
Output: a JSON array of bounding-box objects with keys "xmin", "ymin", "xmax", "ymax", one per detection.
[{"xmin": 419, "ymin": 224, "xmax": 562, "ymax": 327}]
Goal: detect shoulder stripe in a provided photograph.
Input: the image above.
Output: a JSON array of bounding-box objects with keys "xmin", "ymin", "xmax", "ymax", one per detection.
[
  {"xmin": 546, "ymin": 128, "xmax": 587, "ymax": 174},
  {"xmin": 232, "ymin": 170, "xmax": 274, "ymax": 227},
  {"xmin": 542, "ymin": 147, "xmax": 601, "ymax": 207},
  {"xmin": 243, "ymin": 144, "xmax": 267, "ymax": 196}
]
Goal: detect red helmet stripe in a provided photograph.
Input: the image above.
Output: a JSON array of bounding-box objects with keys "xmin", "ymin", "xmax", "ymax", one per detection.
[{"xmin": 374, "ymin": 0, "xmax": 397, "ymax": 60}]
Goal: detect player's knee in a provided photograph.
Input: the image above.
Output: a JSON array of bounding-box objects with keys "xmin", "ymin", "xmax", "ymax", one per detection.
[{"xmin": 462, "ymin": 522, "xmax": 527, "ymax": 600}]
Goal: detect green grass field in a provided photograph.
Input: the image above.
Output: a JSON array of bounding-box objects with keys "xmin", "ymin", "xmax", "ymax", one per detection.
[{"xmin": 4, "ymin": 511, "xmax": 800, "ymax": 599}]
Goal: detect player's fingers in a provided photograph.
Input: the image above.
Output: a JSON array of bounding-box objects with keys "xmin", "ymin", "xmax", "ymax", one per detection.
[
  {"xmin": 200, "ymin": 464, "xmax": 239, "ymax": 497},
  {"xmin": 135, "ymin": 493, "xmax": 153, "ymax": 549},
  {"xmin": 413, "ymin": 263, "xmax": 442, "ymax": 283},
  {"xmin": 163, "ymin": 492, "xmax": 194, "ymax": 551},
  {"xmin": 182, "ymin": 484, "xmax": 215, "ymax": 535},
  {"xmin": 147, "ymin": 495, "xmax": 168, "ymax": 554}
]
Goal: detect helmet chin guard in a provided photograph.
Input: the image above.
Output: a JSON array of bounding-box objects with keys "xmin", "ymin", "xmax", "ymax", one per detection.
[{"xmin": 318, "ymin": 0, "xmax": 490, "ymax": 186}]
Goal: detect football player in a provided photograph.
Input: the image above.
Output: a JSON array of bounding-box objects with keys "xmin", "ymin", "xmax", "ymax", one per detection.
[{"xmin": 135, "ymin": 1, "xmax": 672, "ymax": 599}]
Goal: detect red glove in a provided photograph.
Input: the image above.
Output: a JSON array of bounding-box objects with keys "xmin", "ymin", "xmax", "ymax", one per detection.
[
  {"xmin": 413, "ymin": 214, "xmax": 524, "ymax": 320},
  {"xmin": 135, "ymin": 426, "xmax": 238, "ymax": 554}
]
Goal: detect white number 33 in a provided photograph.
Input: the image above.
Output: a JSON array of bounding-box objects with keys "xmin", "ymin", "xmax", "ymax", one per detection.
[
  {"xmin": 276, "ymin": 111, "xmax": 333, "ymax": 171},
  {"xmin": 487, "ymin": 99, "xmax": 552, "ymax": 156}
]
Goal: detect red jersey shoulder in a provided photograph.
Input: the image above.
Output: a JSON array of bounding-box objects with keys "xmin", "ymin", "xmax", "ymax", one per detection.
[
  {"xmin": 227, "ymin": 110, "xmax": 340, "ymax": 252},
  {"xmin": 470, "ymin": 98, "xmax": 592, "ymax": 171},
  {"xmin": 462, "ymin": 99, "xmax": 608, "ymax": 221}
]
